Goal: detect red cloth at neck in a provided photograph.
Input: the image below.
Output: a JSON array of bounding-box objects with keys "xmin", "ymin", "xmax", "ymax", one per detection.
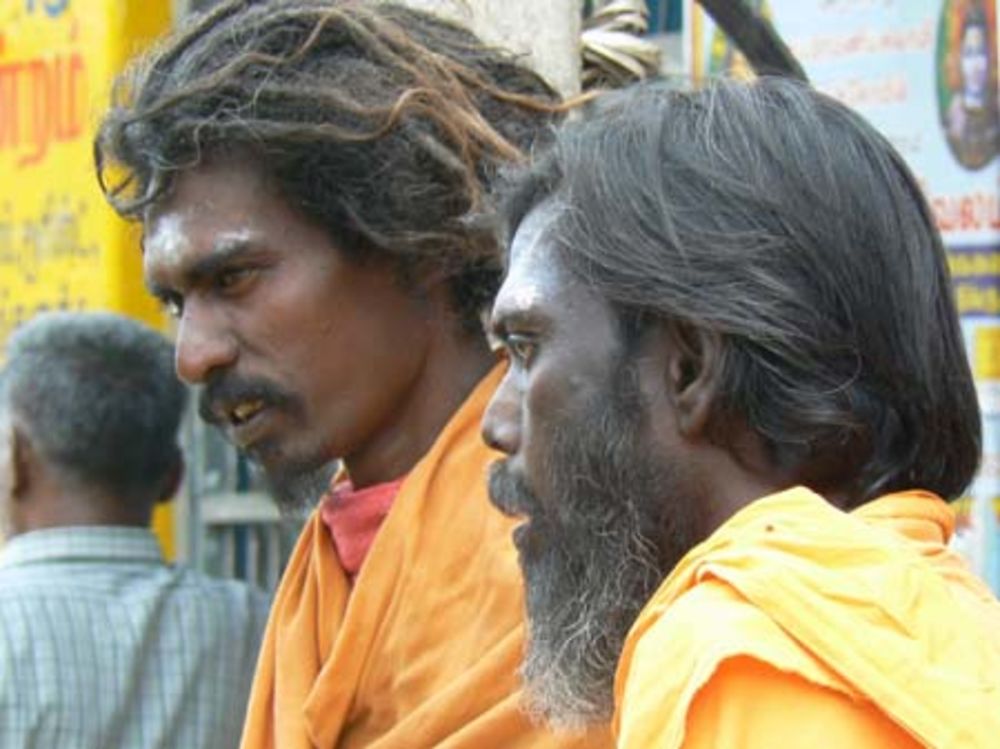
[{"xmin": 319, "ymin": 477, "xmax": 405, "ymax": 585}]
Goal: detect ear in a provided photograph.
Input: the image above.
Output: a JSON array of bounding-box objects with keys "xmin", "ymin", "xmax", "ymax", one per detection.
[
  {"xmin": 661, "ymin": 321, "xmax": 724, "ymax": 439},
  {"xmin": 4, "ymin": 422, "xmax": 33, "ymax": 501},
  {"xmin": 156, "ymin": 449, "xmax": 184, "ymax": 504}
]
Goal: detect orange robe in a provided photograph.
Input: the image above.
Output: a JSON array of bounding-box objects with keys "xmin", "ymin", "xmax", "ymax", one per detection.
[
  {"xmin": 615, "ymin": 487, "xmax": 1000, "ymax": 748},
  {"xmin": 241, "ymin": 366, "xmax": 611, "ymax": 749}
]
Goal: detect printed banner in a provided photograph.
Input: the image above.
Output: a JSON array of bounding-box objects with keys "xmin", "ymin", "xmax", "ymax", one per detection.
[
  {"xmin": 0, "ymin": 0, "xmax": 172, "ymax": 552},
  {"xmin": 0, "ymin": 0, "xmax": 169, "ymax": 346}
]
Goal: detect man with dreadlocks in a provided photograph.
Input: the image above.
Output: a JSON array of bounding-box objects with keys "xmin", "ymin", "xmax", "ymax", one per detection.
[{"xmin": 95, "ymin": 2, "xmax": 610, "ymax": 748}]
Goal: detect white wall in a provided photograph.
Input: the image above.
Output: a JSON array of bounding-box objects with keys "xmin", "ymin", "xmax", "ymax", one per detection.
[
  {"xmin": 393, "ymin": 0, "xmax": 583, "ymax": 95},
  {"xmin": 174, "ymin": 0, "xmax": 583, "ymax": 95}
]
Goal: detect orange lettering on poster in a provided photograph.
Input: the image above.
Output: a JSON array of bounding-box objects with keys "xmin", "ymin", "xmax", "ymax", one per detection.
[
  {"xmin": 932, "ymin": 191, "xmax": 1000, "ymax": 233},
  {"xmin": 0, "ymin": 51, "xmax": 87, "ymax": 168}
]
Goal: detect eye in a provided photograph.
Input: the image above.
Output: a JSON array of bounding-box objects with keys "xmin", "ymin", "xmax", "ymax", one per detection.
[
  {"xmin": 505, "ymin": 334, "xmax": 537, "ymax": 367},
  {"xmin": 215, "ymin": 266, "xmax": 257, "ymax": 293},
  {"xmin": 159, "ymin": 292, "xmax": 184, "ymax": 319}
]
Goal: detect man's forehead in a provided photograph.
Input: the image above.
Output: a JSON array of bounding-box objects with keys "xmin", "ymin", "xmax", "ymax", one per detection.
[
  {"xmin": 500, "ymin": 202, "xmax": 568, "ymax": 309},
  {"xmin": 143, "ymin": 182, "xmax": 265, "ymax": 266},
  {"xmin": 508, "ymin": 201, "xmax": 560, "ymax": 261},
  {"xmin": 144, "ymin": 213, "xmax": 191, "ymax": 263},
  {"xmin": 143, "ymin": 159, "xmax": 269, "ymax": 237}
]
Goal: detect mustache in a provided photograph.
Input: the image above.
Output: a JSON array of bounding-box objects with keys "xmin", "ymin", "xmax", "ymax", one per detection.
[
  {"xmin": 487, "ymin": 460, "xmax": 538, "ymax": 519},
  {"xmin": 198, "ymin": 374, "xmax": 299, "ymax": 425}
]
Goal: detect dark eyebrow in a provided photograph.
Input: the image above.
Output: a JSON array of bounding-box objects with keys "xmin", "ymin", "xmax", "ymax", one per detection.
[{"xmin": 147, "ymin": 236, "xmax": 257, "ymax": 300}]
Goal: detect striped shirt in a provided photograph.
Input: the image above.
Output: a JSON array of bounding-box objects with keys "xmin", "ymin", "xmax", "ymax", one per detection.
[{"xmin": 0, "ymin": 526, "xmax": 271, "ymax": 749}]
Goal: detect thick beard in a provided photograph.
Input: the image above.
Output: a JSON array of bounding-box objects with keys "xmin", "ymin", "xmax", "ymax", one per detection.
[{"xmin": 490, "ymin": 363, "xmax": 702, "ymax": 730}]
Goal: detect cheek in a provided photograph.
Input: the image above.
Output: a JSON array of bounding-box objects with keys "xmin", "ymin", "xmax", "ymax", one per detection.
[
  {"xmin": 238, "ymin": 267, "xmax": 346, "ymax": 366},
  {"xmin": 285, "ymin": 300, "xmax": 433, "ymax": 430},
  {"xmin": 522, "ymin": 367, "xmax": 558, "ymax": 444},
  {"xmin": 522, "ymin": 364, "xmax": 600, "ymax": 462}
]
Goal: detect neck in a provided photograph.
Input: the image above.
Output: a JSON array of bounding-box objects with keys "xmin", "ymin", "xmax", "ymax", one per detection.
[
  {"xmin": 14, "ymin": 483, "xmax": 151, "ymax": 536},
  {"xmin": 700, "ymin": 464, "xmax": 784, "ymax": 537},
  {"xmin": 343, "ymin": 329, "xmax": 495, "ymax": 489},
  {"xmin": 690, "ymin": 430, "xmax": 796, "ymax": 539}
]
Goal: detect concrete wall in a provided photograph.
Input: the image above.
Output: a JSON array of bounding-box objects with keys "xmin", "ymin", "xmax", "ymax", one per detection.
[
  {"xmin": 402, "ymin": 0, "xmax": 583, "ymax": 95},
  {"xmin": 175, "ymin": 0, "xmax": 583, "ymax": 96}
]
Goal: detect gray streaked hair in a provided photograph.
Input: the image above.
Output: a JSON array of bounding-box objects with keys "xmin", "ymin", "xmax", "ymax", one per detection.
[
  {"xmin": 500, "ymin": 77, "xmax": 981, "ymax": 505},
  {"xmin": 1, "ymin": 312, "xmax": 187, "ymax": 504}
]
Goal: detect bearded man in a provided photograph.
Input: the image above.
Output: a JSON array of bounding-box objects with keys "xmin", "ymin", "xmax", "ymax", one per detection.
[
  {"xmin": 483, "ymin": 77, "xmax": 1000, "ymax": 747},
  {"xmin": 96, "ymin": 2, "xmax": 610, "ymax": 747}
]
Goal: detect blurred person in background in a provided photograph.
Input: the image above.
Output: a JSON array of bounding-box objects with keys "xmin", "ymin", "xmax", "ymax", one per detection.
[
  {"xmin": 0, "ymin": 311, "xmax": 270, "ymax": 749},
  {"xmin": 484, "ymin": 78, "xmax": 1000, "ymax": 748},
  {"xmin": 95, "ymin": 1, "xmax": 610, "ymax": 747}
]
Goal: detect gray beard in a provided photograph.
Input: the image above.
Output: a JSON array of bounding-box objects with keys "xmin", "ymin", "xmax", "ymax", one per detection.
[
  {"xmin": 489, "ymin": 363, "xmax": 702, "ymax": 730},
  {"xmin": 259, "ymin": 459, "xmax": 337, "ymax": 516}
]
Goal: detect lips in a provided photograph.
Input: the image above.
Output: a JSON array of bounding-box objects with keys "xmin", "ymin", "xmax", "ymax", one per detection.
[
  {"xmin": 230, "ymin": 399, "xmax": 265, "ymax": 425},
  {"xmin": 512, "ymin": 521, "xmax": 532, "ymax": 549},
  {"xmin": 512, "ymin": 520, "xmax": 551, "ymax": 563},
  {"xmin": 487, "ymin": 461, "xmax": 547, "ymax": 559},
  {"xmin": 221, "ymin": 399, "xmax": 276, "ymax": 449},
  {"xmin": 199, "ymin": 375, "xmax": 301, "ymax": 451},
  {"xmin": 202, "ymin": 394, "xmax": 276, "ymax": 450},
  {"xmin": 487, "ymin": 460, "xmax": 533, "ymax": 518}
]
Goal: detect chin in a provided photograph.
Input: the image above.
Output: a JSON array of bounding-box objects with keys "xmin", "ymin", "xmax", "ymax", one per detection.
[{"xmin": 257, "ymin": 451, "xmax": 338, "ymax": 514}]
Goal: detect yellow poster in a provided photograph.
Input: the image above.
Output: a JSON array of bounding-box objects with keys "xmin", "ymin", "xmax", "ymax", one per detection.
[
  {"xmin": 0, "ymin": 0, "xmax": 172, "ymax": 551},
  {"xmin": 0, "ymin": 0, "xmax": 169, "ymax": 343}
]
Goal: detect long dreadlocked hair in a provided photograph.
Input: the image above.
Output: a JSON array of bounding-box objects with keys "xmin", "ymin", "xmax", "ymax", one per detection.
[{"xmin": 95, "ymin": 0, "xmax": 563, "ymax": 331}]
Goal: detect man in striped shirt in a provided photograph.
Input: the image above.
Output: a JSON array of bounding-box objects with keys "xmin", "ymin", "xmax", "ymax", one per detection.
[{"xmin": 0, "ymin": 312, "xmax": 271, "ymax": 749}]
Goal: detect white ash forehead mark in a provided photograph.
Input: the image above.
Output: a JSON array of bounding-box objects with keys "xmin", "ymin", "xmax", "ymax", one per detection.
[
  {"xmin": 508, "ymin": 284, "xmax": 544, "ymax": 311},
  {"xmin": 145, "ymin": 214, "xmax": 190, "ymax": 264},
  {"xmin": 215, "ymin": 228, "xmax": 256, "ymax": 249},
  {"xmin": 505, "ymin": 207, "xmax": 562, "ymax": 300}
]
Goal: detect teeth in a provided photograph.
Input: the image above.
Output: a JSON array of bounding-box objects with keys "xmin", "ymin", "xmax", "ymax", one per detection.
[{"xmin": 231, "ymin": 400, "xmax": 264, "ymax": 424}]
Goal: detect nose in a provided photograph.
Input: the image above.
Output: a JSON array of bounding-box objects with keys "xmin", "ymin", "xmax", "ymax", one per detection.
[
  {"xmin": 482, "ymin": 377, "xmax": 521, "ymax": 456},
  {"xmin": 174, "ymin": 303, "xmax": 238, "ymax": 385}
]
